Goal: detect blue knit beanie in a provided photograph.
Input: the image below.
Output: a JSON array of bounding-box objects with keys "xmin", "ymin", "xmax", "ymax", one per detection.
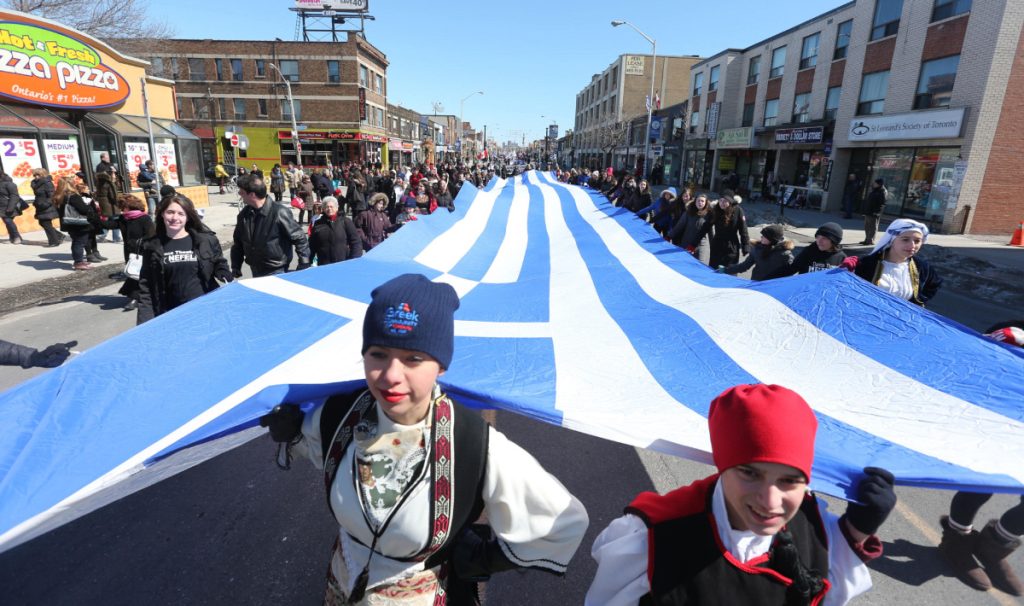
[{"xmin": 362, "ymin": 274, "xmax": 460, "ymax": 368}]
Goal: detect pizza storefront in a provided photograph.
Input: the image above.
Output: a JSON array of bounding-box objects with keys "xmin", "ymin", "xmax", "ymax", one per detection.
[{"xmin": 0, "ymin": 10, "xmax": 205, "ymax": 238}]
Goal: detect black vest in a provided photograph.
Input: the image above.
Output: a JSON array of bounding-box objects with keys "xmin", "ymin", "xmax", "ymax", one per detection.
[
  {"xmin": 317, "ymin": 388, "xmax": 489, "ymax": 569},
  {"xmin": 632, "ymin": 479, "xmax": 831, "ymax": 606}
]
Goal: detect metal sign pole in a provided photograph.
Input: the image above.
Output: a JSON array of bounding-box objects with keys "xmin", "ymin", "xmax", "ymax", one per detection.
[{"xmin": 140, "ymin": 77, "xmax": 162, "ymax": 192}]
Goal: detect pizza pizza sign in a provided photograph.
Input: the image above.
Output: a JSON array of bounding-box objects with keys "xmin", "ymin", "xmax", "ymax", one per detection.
[{"xmin": 0, "ymin": 20, "xmax": 130, "ymax": 109}]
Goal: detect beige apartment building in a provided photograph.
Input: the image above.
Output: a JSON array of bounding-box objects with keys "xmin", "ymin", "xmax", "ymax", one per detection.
[
  {"xmin": 686, "ymin": 0, "xmax": 1023, "ymax": 235},
  {"xmin": 573, "ymin": 54, "xmax": 702, "ymax": 169}
]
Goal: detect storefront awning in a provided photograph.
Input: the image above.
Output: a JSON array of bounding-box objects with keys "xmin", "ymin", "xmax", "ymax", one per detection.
[
  {"xmin": 87, "ymin": 113, "xmax": 149, "ymax": 137},
  {"xmin": 0, "ymin": 104, "xmax": 77, "ymax": 133},
  {"xmin": 157, "ymin": 119, "xmax": 201, "ymax": 141}
]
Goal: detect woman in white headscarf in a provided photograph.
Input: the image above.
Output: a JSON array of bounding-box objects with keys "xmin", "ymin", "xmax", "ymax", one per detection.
[{"xmin": 840, "ymin": 218, "xmax": 942, "ymax": 306}]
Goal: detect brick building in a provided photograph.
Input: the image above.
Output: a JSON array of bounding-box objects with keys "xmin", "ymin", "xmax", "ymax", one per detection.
[
  {"xmin": 114, "ymin": 36, "xmax": 389, "ymax": 173},
  {"xmin": 685, "ymin": 0, "xmax": 1024, "ymax": 235},
  {"xmin": 572, "ymin": 54, "xmax": 702, "ymax": 170}
]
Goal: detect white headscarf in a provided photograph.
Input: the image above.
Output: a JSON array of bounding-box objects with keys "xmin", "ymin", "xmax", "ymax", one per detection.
[{"xmin": 871, "ymin": 218, "xmax": 929, "ymax": 255}]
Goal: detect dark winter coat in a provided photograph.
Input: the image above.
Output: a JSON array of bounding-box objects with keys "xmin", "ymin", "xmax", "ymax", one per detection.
[
  {"xmin": 668, "ymin": 209, "xmax": 711, "ymax": 265},
  {"xmin": 0, "ymin": 179, "xmax": 21, "ymax": 218},
  {"xmin": 313, "ymin": 172, "xmax": 333, "ymax": 200},
  {"xmin": 309, "ymin": 214, "xmax": 363, "ymax": 265},
  {"xmin": 93, "ymin": 172, "xmax": 118, "ymax": 218},
  {"xmin": 59, "ymin": 193, "xmax": 101, "ymax": 233},
  {"xmin": 231, "ymin": 199, "xmax": 311, "ymax": 277},
  {"xmin": 269, "ymin": 168, "xmax": 285, "ymax": 194},
  {"xmin": 771, "ymin": 245, "xmax": 847, "ymax": 278},
  {"xmin": 31, "ymin": 176, "xmax": 58, "ymax": 220},
  {"xmin": 846, "ymin": 250, "xmax": 942, "ymax": 306},
  {"xmin": 354, "ymin": 208, "xmax": 392, "ymax": 250},
  {"xmin": 723, "ymin": 240, "xmax": 795, "ymax": 281},
  {"xmin": 137, "ymin": 229, "xmax": 232, "ymax": 323},
  {"xmin": 699, "ymin": 206, "xmax": 750, "ymax": 268},
  {"xmin": 0, "ymin": 339, "xmax": 36, "ymax": 368},
  {"xmin": 100, "ymin": 211, "xmax": 155, "ymax": 262},
  {"xmin": 863, "ymin": 186, "xmax": 887, "ymax": 216}
]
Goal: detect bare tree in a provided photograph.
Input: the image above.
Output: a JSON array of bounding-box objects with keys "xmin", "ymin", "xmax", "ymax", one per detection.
[
  {"xmin": 598, "ymin": 121, "xmax": 628, "ymax": 160},
  {"xmin": 5, "ymin": 0, "xmax": 174, "ymax": 39}
]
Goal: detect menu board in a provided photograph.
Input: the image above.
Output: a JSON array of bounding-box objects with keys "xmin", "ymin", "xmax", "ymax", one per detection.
[
  {"xmin": 154, "ymin": 142, "xmax": 179, "ymax": 187},
  {"xmin": 124, "ymin": 141, "xmax": 152, "ymax": 189},
  {"xmin": 42, "ymin": 139, "xmax": 82, "ymax": 184},
  {"xmin": 0, "ymin": 137, "xmax": 44, "ymax": 195}
]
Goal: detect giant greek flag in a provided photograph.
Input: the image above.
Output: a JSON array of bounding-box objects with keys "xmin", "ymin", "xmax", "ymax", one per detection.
[{"xmin": 1, "ymin": 171, "xmax": 1022, "ymax": 554}]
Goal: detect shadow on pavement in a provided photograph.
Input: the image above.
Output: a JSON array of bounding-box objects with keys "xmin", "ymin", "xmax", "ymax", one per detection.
[
  {"xmin": 39, "ymin": 294, "xmax": 125, "ymax": 311},
  {"xmin": 17, "ymin": 259, "xmax": 71, "ymax": 271},
  {"xmin": 872, "ymin": 538, "xmax": 949, "ymax": 587}
]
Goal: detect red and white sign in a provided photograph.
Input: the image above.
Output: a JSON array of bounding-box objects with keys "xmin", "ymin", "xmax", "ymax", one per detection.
[
  {"xmin": 154, "ymin": 142, "xmax": 179, "ymax": 186},
  {"xmin": 230, "ymin": 134, "xmax": 239, "ymax": 147},
  {"xmin": 124, "ymin": 141, "xmax": 151, "ymax": 188},
  {"xmin": 0, "ymin": 137, "xmax": 43, "ymax": 195},
  {"xmin": 42, "ymin": 139, "xmax": 81, "ymax": 183}
]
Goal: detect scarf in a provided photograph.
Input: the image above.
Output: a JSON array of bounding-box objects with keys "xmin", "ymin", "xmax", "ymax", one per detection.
[{"xmin": 870, "ymin": 218, "xmax": 929, "ymax": 255}]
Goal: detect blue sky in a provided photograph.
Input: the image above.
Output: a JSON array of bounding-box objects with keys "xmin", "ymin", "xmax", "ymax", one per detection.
[{"xmin": 149, "ymin": 0, "xmax": 848, "ymax": 144}]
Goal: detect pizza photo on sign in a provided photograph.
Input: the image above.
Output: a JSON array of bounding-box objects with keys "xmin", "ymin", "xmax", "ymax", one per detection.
[
  {"xmin": 52, "ymin": 164, "xmax": 81, "ymax": 183},
  {"xmin": 12, "ymin": 161, "xmax": 33, "ymax": 178}
]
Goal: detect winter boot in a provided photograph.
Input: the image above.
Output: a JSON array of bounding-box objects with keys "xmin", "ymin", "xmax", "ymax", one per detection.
[
  {"xmin": 975, "ymin": 520, "xmax": 1023, "ymax": 596},
  {"xmin": 939, "ymin": 516, "xmax": 991, "ymax": 591},
  {"xmin": 73, "ymin": 262, "xmax": 93, "ymax": 271}
]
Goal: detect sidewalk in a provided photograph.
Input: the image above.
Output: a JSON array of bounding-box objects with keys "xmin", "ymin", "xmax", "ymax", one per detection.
[{"xmin": 0, "ymin": 189, "xmax": 244, "ymax": 292}]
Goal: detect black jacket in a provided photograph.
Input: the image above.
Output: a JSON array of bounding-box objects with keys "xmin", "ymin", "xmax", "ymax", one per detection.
[
  {"xmin": 138, "ymin": 230, "xmax": 232, "ymax": 323},
  {"xmin": 59, "ymin": 193, "xmax": 101, "ymax": 232},
  {"xmin": 309, "ymin": 214, "xmax": 363, "ymax": 265},
  {"xmin": 101, "ymin": 213, "xmax": 155, "ymax": 262},
  {"xmin": 231, "ymin": 199, "xmax": 311, "ymax": 277},
  {"xmin": 31, "ymin": 176, "xmax": 58, "ymax": 220},
  {"xmin": 771, "ymin": 245, "xmax": 847, "ymax": 278},
  {"xmin": 863, "ymin": 187, "xmax": 887, "ymax": 216},
  {"xmin": 0, "ymin": 180, "xmax": 20, "ymax": 218},
  {"xmin": 724, "ymin": 240, "xmax": 795, "ymax": 281}
]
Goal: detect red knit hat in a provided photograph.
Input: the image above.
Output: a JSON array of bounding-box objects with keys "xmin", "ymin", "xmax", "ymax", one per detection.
[{"xmin": 708, "ymin": 384, "xmax": 818, "ymax": 481}]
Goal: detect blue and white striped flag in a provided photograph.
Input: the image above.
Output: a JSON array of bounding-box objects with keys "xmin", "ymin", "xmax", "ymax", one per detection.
[{"xmin": 0, "ymin": 171, "xmax": 1022, "ymax": 553}]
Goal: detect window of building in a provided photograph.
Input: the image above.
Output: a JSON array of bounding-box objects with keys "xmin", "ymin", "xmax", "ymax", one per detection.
[
  {"xmin": 257, "ymin": 98, "xmax": 268, "ymax": 117},
  {"xmin": 170, "ymin": 57, "xmax": 179, "ymax": 79},
  {"xmin": 689, "ymin": 110, "xmax": 700, "ymax": 133},
  {"xmin": 824, "ymin": 86, "xmax": 842, "ymax": 120},
  {"xmin": 282, "ymin": 100, "xmax": 301, "ymax": 121},
  {"xmin": 834, "ymin": 20, "xmax": 853, "ymax": 60},
  {"xmin": 231, "ymin": 58, "xmax": 243, "ymax": 81},
  {"xmin": 793, "ymin": 93, "xmax": 811, "ymax": 123},
  {"xmin": 871, "ymin": 0, "xmax": 904, "ymax": 41},
  {"xmin": 747, "ymin": 56, "xmax": 760, "ymax": 85},
  {"xmin": 233, "ymin": 99, "xmax": 246, "ymax": 121},
  {"xmin": 914, "ymin": 54, "xmax": 960, "ymax": 109},
  {"xmin": 191, "ymin": 98, "xmax": 209, "ymax": 119},
  {"xmin": 327, "ymin": 60, "xmax": 340, "ymax": 83},
  {"xmin": 175, "ymin": 95, "xmax": 183, "ymax": 116},
  {"xmin": 188, "ymin": 58, "xmax": 205, "ymax": 81},
  {"xmin": 932, "ymin": 0, "xmax": 971, "ymax": 21},
  {"xmin": 374, "ymin": 73, "xmax": 384, "ymax": 94},
  {"xmin": 709, "ymin": 65, "xmax": 720, "ymax": 92},
  {"xmin": 800, "ymin": 33, "xmax": 820, "ymax": 70},
  {"xmin": 375, "ymin": 107, "xmax": 385, "ymax": 127},
  {"xmin": 763, "ymin": 99, "xmax": 779, "ymax": 126},
  {"xmin": 255, "ymin": 59, "xmax": 266, "ymax": 78},
  {"xmin": 218, "ymin": 98, "xmax": 227, "ymax": 120},
  {"xmin": 770, "ymin": 46, "xmax": 786, "ymax": 78},
  {"xmin": 359, "ymin": 65, "xmax": 369, "ymax": 87},
  {"xmin": 858, "ymin": 71, "xmax": 890, "ymax": 115},
  {"xmin": 151, "ymin": 57, "xmax": 164, "ymax": 76},
  {"xmin": 279, "ymin": 60, "xmax": 299, "ymax": 82},
  {"xmin": 742, "ymin": 102, "xmax": 755, "ymax": 127},
  {"xmin": 692, "ymin": 72, "xmax": 704, "ymax": 96},
  {"xmin": 214, "ymin": 58, "xmax": 225, "ymax": 81}
]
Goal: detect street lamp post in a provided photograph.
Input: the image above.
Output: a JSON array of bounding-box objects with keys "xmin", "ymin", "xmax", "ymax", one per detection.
[
  {"xmin": 269, "ymin": 63, "xmax": 301, "ymax": 170},
  {"xmin": 612, "ymin": 19, "xmax": 656, "ymax": 179},
  {"xmin": 459, "ymin": 91, "xmax": 483, "ymax": 163}
]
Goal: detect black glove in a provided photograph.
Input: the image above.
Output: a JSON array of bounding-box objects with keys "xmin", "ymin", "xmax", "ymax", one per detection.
[
  {"xmin": 451, "ymin": 525, "xmax": 519, "ymax": 582},
  {"xmin": 741, "ymin": 244, "xmax": 751, "ymax": 256},
  {"xmin": 232, "ymin": 268, "xmax": 243, "ymax": 278},
  {"xmin": 259, "ymin": 404, "xmax": 304, "ymax": 443},
  {"xmin": 845, "ymin": 466, "xmax": 896, "ymax": 535},
  {"xmin": 26, "ymin": 341, "xmax": 77, "ymax": 368},
  {"xmin": 296, "ymin": 261, "xmax": 311, "ymax": 271}
]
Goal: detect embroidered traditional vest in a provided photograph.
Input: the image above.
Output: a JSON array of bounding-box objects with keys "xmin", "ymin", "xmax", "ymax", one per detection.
[
  {"xmin": 318, "ymin": 388, "xmax": 489, "ymax": 572},
  {"xmin": 628, "ymin": 475, "xmax": 831, "ymax": 606}
]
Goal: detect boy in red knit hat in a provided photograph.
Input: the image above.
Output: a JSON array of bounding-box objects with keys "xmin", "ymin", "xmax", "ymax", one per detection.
[{"xmin": 586, "ymin": 384, "xmax": 896, "ymax": 606}]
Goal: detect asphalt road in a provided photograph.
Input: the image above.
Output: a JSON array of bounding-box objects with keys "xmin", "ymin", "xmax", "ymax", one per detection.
[{"xmin": 0, "ymin": 258, "xmax": 1021, "ymax": 605}]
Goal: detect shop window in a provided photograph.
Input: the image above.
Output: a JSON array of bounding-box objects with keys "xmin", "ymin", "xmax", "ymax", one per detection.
[
  {"xmin": 279, "ymin": 60, "xmax": 299, "ymax": 82},
  {"xmin": 763, "ymin": 99, "xmax": 779, "ymax": 126},
  {"xmin": 871, "ymin": 0, "xmax": 903, "ymax": 41},
  {"xmin": 255, "ymin": 59, "xmax": 266, "ymax": 78},
  {"xmin": 215, "ymin": 58, "xmax": 225, "ymax": 81},
  {"xmin": 824, "ymin": 86, "xmax": 842, "ymax": 121},
  {"xmin": 192, "ymin": 98, "xmax": 209, "ymax": 120},
  {"xmin": 914, "ymin": 54, "xmax": 960, "ymax": 109},
  {"xmin": 834, "ymin": 20, "xmax": 853, "ymax": 60},
  {"xmin": 188, "ymin": 58, "xmax": 206, "ymax": 81},
  {"xmin": 282, "ymin": 100, "xmax": 301, "ymax": 121},
  {"xmin": 857, "ymin": 71, "xmax": 889, "ymax": 115},
  {"xmin": 709, "ymin": 65, "xmax": 720, "ymax": 92},
  {"xmin": 257, "ymin": 99, "xmax": 268, "ymax": 117},
  {"xmin": 689, "ymin": 110, "xmax": 699, "ymax": 133},
  {"xmin": 359, "ymin": 65, "xmax": 369, "ymax": 87},
  {"xmin": 151, "ymin": 57, "xmax": 164, "ymax": 76},
  {"xmin": 178, "ymin": 138, "xmax": 204, "ymax": 186},
  {"xmin": 747, "ymin": 55, "xmax": 760, "ymax": 85},
  {"xmin": 231, "ymin": 59, "xmax": 243, "ymax": 81},
  {"xmin": 692, "ymin": 72, "xmax": 703, "ymax": 96},
  {"xmin": 233, "ymin": 99, "xmax": 246, "ymax": 121},
  {"xmin": 327, "ymin": 60, "xmax": 340, "ymax": 83},
  {"xmin": 175, "ymin": 96, "xmax": 183, "ymax": 117},
  {"xmin": 932, "ymin": 0, "xmax": 970, "ymax": 21},
  {"xmin": 742, "ymin": 102, "xmax": 755, "ymax": 127},
  {"xmin": 800, "ymin": 33, "xmax": 820, "ymax": 70},
  {"xmin": 793, "ymin": 93, "xmax": 811, "ymax": 123},
  {"xmin": 374, "ymin": 73, "xmax": 384, "ymax": 94},
  {"xmin": 770, "ymin": 46, "xmax": 786, "ymax": 78}
]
